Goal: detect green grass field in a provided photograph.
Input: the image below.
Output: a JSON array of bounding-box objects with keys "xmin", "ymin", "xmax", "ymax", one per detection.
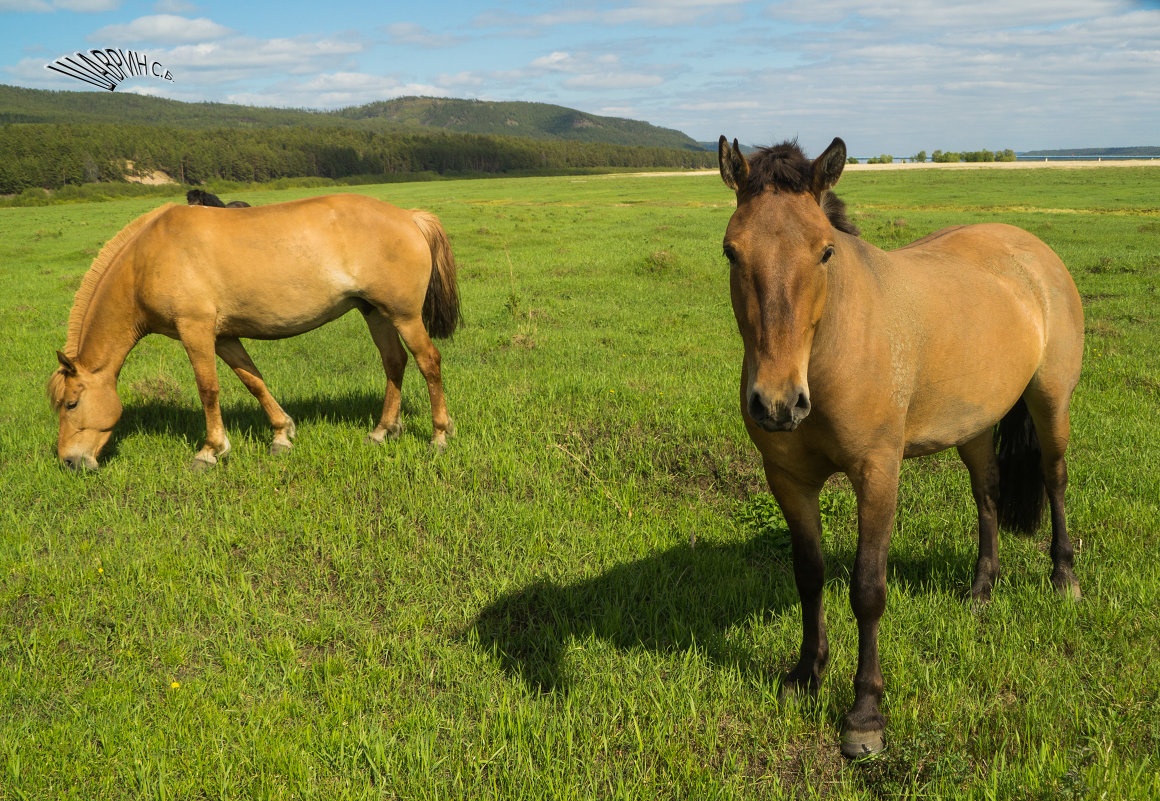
[{"xmin": 1, "ymin": 166, "xmax": 1158, "ymax": 799}]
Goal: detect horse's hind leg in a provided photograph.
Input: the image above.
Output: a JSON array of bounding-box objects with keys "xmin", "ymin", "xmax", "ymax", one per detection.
[
  {"xmin": 1023, "ymin": 383, "xmax": 1081, "ymax": 599},
  {"xmin": 215, "ymin": 338, "xmax": 296, "ymax": 455},
  {"xmin": 957, "ymin": 430, "xmax": 1001, "ymax": 601},
  {"xmin": 362, "ymin": 308, "xmax": 407, "ymax": 444},
  {"xmin": 393, "ymin": 316, "xmax": 454, "ymax": 450}
]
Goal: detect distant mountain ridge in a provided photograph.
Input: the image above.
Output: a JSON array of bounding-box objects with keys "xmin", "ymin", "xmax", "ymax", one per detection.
[{"xmin": 0, "ymin": 85, "xmax": 707, "ymax": 151}]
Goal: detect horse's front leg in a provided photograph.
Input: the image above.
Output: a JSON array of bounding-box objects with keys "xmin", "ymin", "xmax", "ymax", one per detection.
[
  {"xmin": 765, "ymin": 463, "xmax": 829, "ymax": 696},
  {"xmin": 178, "ymin": 323, "xmax": 230, "ymax": 469},
  {"xmin": 842, "ymin": 454, "xmax": 901, "ymax": 758}
]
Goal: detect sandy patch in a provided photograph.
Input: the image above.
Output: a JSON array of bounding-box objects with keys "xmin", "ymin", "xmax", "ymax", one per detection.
[
  {"xmin": 125, "ymin": 170, "xmax": 176, "ymax": 185},
  {"xmin": 123, "ymin": 160, "xmax": 177, "ymax": 185}
]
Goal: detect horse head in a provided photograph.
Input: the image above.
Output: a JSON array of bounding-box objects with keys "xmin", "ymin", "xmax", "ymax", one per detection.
[
  {"xmin": 48, "ymin": 351, "xmax": 122, "ymax": 470},
  {"xmin": 718, "ymin": 135, "xmax": 854, "ymax": 432}
]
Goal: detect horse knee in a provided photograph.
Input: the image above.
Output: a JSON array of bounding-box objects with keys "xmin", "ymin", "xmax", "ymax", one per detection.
[{"xmin": 849, "ymin": 575, "xmax": 886, "ymax": 621}]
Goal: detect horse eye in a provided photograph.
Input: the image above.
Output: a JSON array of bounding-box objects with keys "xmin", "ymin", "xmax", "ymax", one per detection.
[
  {"xmin": 66, "ymin": 400, "xmax": 79, "ymax": 410},
  {"xmin": 723, "ymin": 245, "xmax": 738, "ymax": 265},
  {"xmin": 821, "ymin": 245, "xmax": 835, "ymax": 264}
]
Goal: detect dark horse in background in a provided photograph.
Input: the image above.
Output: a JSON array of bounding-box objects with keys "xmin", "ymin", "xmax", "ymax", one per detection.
[
  {"xmin": 187, "ymin": 188, "xmax": 250, "ymax": 208},
  {"xmin": 717, "ymin": 136, "xmax": 1083, "ymax": 757}
]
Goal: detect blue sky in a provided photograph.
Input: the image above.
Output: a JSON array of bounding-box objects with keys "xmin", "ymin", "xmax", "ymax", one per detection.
[{"xmin": 2, "ymin": 0, "xmax": 1158, "ymax": 156}]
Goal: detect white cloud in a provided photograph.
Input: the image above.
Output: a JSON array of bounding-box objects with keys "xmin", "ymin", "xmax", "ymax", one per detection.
[
  {"xmin": 0, "ymin": 0, "xmax": 53, "ymax": 9},
  {"xmin": 678, "ymin": 100, "xmax": 761, "ymax": 111},
  {"xmin": 525, "ymin": 50, "xmax": 665, "ymax": 90},
  {"xmin": 91, "ymin": 15, "xmax": 234, "ymax": 45},
  {"xmin": 436, "ymin": 71, "xmax": 485, "ymax": 88},
  {"xmin": 54, "ymin": 0, "xmax": 120, "ymax": 8},
  {"xmin": 227, "ymin": 72, "xmax": 448, "ymax": 109},
  {"xmin": 163, "ymin": 35, "xmax": 363, "ymax": 76},
  {"xmin": 473, "ymin": 0, "xmax": 748, "ymax": 30},
  {"xmin": 765, "ymin": 0, "xmax": 1130, "ymax": 29},
  {"xmin": 384, "ymin": 23, "xmax": 465, "ymax": 48},
  {"xmin": 154, "ymin": 0, "xmax": 199, "ymax": 12},
  {"xmin": 563, "ymin": 71, "xmax": 663, "ymax": 89},
  {"xmin": 0, "ymin": 0, "xmax": 118, "ymax": 11}
]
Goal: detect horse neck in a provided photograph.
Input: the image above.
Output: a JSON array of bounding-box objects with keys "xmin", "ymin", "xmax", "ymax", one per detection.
[
  {"xmin": 74, "ymin": 262, "xmax": 145, "ymax": 383},
  {"xmin": 811, "ymin": 234, "xmax": 885, "ymax": 373}
]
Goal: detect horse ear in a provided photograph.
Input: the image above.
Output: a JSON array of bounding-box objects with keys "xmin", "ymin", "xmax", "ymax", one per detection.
[
  {"xmin": 812, "ymin": 137, "xmax": 847, "ymax": 197},
  {"xmin": 56, "ymin": 350, "xmax": 77, "ymax": 376},
  {"xmin": 719, "ymin": 136, "xmax": 750, "ymax": 193}
]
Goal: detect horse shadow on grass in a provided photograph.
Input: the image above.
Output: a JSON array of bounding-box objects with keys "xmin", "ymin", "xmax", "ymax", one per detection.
[
  {"xmin": 117, "ymin": 389, "xmax": 421, "ymax": 454},
  {"xmin": 469, "ymin": 529, "xmax": 976, "ymax": 697}
]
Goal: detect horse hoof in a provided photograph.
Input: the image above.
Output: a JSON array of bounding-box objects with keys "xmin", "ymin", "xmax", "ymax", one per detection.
[
  {"xmin": 430, "ymin": 433, "xmax": 449, "ymax": 453},
  {"xmin": 778, "ymin": 676, "xmax": 820, "ymax": 704},
  {"xmin": 191, "ymin": 455, "xmax": 215, "ymax": 472},
  {"xmin": 365, "ymin": 424, "xmax": 402, "ymax": 445},
  {"xmin": 840, "ymin": 728, "xmax": 885, "ymax": 760},
  {"xmin": 1056, "ymin": 581, "xmax": 1082, "ymax": 601},
  {"xmin": 1052, "ymin": 571, "xmax": 1082, "ymax": 601},
  {"xmin": 270, "ymin": 442, "xmax": 292, "ymax": 456}
]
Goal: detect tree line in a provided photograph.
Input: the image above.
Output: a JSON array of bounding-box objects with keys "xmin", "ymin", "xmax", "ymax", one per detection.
[
  {"xmin": 853, "ymin": 149, "xmax": 1018, "ymax": 164},
  {"xmin": 0, "ymin": 122, "xmax": 715, "ymax": 194}
]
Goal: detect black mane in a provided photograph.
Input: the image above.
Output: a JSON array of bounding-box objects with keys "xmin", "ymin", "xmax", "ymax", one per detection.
[{"xmin": 746, "ymin": 140, "xmax": 860, "ymax": 236}]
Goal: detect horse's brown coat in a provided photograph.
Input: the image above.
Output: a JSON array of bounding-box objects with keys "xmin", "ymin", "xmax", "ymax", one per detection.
[
  {"xmin": 719, "ymin": 136, "xmax": 1083, "ymax": 757},
  {"xmin": 49, "ymin": 193, "xmax": 459, "ymax": 469}
]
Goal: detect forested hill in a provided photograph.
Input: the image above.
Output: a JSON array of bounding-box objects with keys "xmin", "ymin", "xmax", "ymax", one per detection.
[
  {"xmin": 0, "ymin": 85, "xmax": 716, "ymax": 194},
  {"xmin": 0, "ymin": 85, "xmax": 705, "ymax": 150},
  {"xmin": 332, "ymin": 97, "xmax": 705, "ymax": 150}
]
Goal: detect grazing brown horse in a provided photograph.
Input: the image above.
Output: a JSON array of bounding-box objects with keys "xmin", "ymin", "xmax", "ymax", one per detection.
[
  {"xmin": 718, "ymin": 136, "xmax": 1083, "ymax": 757},
  {"xmin": 49, "ymin": 194, "xmax": 459, "ymax": 470},
  {"xmin": 187, "ymin": 188, "xmax": 250, "ymax": 208}
]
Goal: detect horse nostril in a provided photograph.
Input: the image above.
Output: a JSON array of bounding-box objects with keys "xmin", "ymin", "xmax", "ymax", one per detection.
[
  {"xmin": 794, "ymin": 391, "xmax": 811, "ymax": 414},
  {"xmin": 748, "ymin": 391, "xmax": 769, "ymax": 422}
]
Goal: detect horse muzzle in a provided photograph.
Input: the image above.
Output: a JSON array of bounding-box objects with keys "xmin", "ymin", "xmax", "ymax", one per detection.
[
  {"xmin": 60, "ymin": 452, "xmax": 100, "ymax": 471},
  {"xmin": 748, "ymin": 386, "xmax": 811, "ymax": 432}
]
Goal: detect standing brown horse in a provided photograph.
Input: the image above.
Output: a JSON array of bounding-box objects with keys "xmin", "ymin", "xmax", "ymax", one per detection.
[
  {"xmin": 49, "ymin": 193, "xmax": 459, "ymax": 470},
  {"xmin": 718, "ymin": 136, "xmax": 1083, "ymax": 757}
]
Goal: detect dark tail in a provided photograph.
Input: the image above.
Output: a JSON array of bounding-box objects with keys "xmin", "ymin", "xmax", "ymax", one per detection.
[
  {"xmin": 411, "ymin": 210, "xmax": 461, "ymax": 339},
  {"xmin": 995, "ymin": 398, "xmax": 1046, "ymax": 533}
]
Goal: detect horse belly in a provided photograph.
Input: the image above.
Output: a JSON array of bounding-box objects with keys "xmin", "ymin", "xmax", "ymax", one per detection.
[
  {"xmin": 217, "ymin": 291, "xmax": 362, "ymax": 339},
  {"xmin": 901, "ymin": 330, "xmax": 1040, "ymax": 457}
]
